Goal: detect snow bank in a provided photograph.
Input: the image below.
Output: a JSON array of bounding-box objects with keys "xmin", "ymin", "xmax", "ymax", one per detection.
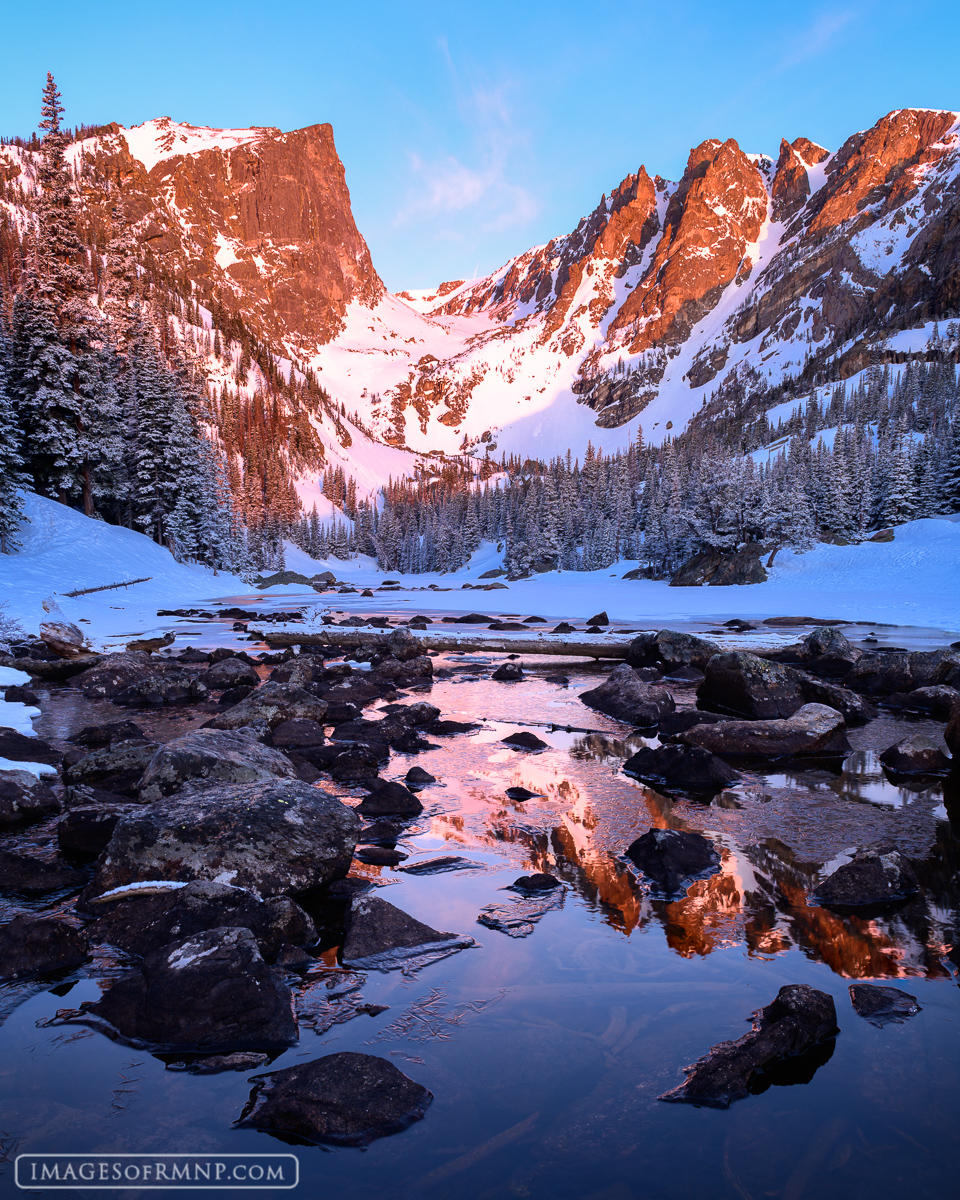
[{"xmin": 0, "ymin": 493, "xmax": 247, "ymax": 649}]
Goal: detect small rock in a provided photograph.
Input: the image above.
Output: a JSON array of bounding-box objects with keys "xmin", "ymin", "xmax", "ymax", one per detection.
[
  {"xmin": 330, "ymin": 746, "xmax": 383, "ymax": 783},
  {"xmin": 0, "ymin": 914, "xmax": 88, "ymax": 979},
  {"xmin": 813, "ymin": 849, "xmax": 919, "ymax": 907},
  {"xmin": 167, "ymin": 1052, "xmax": 269, "ymax": 1074},
  {"xmin": 626, "ymin": 630, "xmax": 720, "ymax": 673},
  {"xmin": 505, "ymin": 786, "xmax": 543, "ymax": 800},
  {"xmin": 404, "ymin": 766, "xmax": 436, "ymax": 788},
  {"xmin": 625, "ymin": 829, "xmax": 721, "ymax": 898},
  {"xmin": 341, "ymin": 895, "xmax": 474, "ymax": 968},
  {"xmin": 552, "ymin": 623, "xmax": 577, "ymax": 634},
  {"xmin": 659, "ymin": 985, "xmax": 838, "ymax": 1107},
  {"xmin": 697, "ymin": 651, "xmax": 805, "ymax": 719},
  {"xmin": 502, "ymin": 731, "xmax": 549, "ymax": 751},
  {"xmin": 477, "ymin": 890, "xmax": 564, "ymax": 937},
  {"xmin": 544, "ymin": 674, "xmax": 569, "ymax": 686},
  {"xmin": 236, "ymin": 1052, "xmax": 432, "ymax": 1146},
  {"xmin": 199, "ymin": 657, "xmax": 260, "ymax": 690},
  {"xmin": 355, "ymin": 846, "xmax": 407, "ymax": 867},
  {"xmin": 357, "ymin": 780, "xmax": 423, "ymax": 816},
  {"xmin": 63, "ymin": 740, "xmax": 160, "ymax": 798},
  {"xmin": 794, "ymin": 627, "xmax": 862, "ymax": 677},
  {"xmin": 902, "ymin": 685, "xmax": 960, "ymax": 719},
  {"xmin": 205, "ymin": 682, "xmax": 328, "ymax": 731},
  {"xmin": 586, "ymin": 611, "xmax": 609, "ymax": 626},
  {"xmin": 510, "ymin": 873, "xmax": 561, "ymax": 892},
  {"xmin": 492, "ymin": 662, "xmax": 524, "ymax": 682},
  {"xmin": 848, "ymin": 984, "xmax": 921, "ymax": 1027},
  {"xmin": 879, "ymin": 735, "xmax": 951, "ymax": 776},
  {"xmin": 113, "ymin": 672, "xmax": 209, "ymax": 708},
  {"xmin": 274, "ymin": 944, "xmax": 316, "ymax": 972},
  {"xmin": 622, "ymin": 745, "xmax": 740, "ymax": 790}
]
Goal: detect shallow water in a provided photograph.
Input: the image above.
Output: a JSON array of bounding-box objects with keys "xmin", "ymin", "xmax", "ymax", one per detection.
[{"xmin": 1, "ymin": 625, "xmax": 958, "ymax": 1199}]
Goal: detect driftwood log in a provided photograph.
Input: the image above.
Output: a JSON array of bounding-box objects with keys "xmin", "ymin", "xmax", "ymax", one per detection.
[{"xmin": 249, "ymin": 627, "xmax": 639, "ymax": 660}]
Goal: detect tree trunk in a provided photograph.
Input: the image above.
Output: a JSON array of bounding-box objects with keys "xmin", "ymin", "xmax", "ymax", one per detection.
[{"xmin": 249, "ymin": 626, "xmax": 637, "ymax": 660}]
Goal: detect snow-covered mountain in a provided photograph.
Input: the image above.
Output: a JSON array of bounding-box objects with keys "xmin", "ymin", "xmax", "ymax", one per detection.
[{"xmin": 3, "ymin": 107, "xmax": 958, "ymax": 478}]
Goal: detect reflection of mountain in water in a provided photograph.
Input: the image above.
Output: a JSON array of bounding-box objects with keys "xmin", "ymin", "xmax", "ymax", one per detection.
[{"xmin": 423, "ymin": 731, "xmax": 959, "ymax": 981}]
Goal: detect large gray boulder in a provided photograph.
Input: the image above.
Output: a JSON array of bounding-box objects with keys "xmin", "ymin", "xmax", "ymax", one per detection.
[
  {"xmin": 113, "ymin": 672, "xmax": 209, "ymax": 708},
  {"xmin": 84, "ymin": 778, "xmax": 359, "ymax": 901},
  {"xmin": 793, "ymin": 627, "xmax": 861, "ymax": 677},
  {"xmin": 204, "ymin": 683, "xmax": 328, "ymax": 730},
  {"xmin": 0, "ymin": 769, "xmax": 61, "ymax": 826},
  {"xmin": 846, "ymin": 651, "xmax": 915, "ymax": 694},
  {"xmin": 678, "ymin": 704, "xmax": 849, "ymax": 758},
  {"xmin": 579, "ymin": 664, "xmax": 675, "ymax": 726},
  {"xmin": 138, "ymin": 728, "xmax": 297, "ymax": 801},
  {"xmin": 79, "ymin": 926, "xmax": 297, "ymax": 1050},
  {"xmin": 236, "ymin": 1052, "xmax": 432, "ymax": 1146},
  {"xmin": 199, "ymin": 657, "xmax": 261, "ymax": 690},
  {"xmin": 697, "ymin": 651, "xmax": 805, "ymax": 719},
  {"xmin": 74, "ymin": 652, "xmax": 159, "ymax": 699}
]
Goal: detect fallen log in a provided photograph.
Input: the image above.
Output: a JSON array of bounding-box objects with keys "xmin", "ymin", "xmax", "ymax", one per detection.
[{"xmin": 248, "ymin": 627, "xmax": 640, "ymax": 660}]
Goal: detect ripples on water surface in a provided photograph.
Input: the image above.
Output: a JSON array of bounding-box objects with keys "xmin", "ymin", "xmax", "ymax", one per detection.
[{"xmin": 1, "ymin": 616, "xmax": 958, "ymax": 1200}]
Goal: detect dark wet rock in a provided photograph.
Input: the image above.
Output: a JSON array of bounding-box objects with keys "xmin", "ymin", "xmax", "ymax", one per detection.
[
  {"xmin": 657, "ymin": 711, "xmax": 729, "ymax": 736},
  {"xmin": 908, "ymin": 648, "xmax": 960, "ymax": 690},
  {"xmin": 373, "ymin": 654, "xmax": 433, "ymax": 687},
  {"xmin": 502, "ymin": 731, "xmax": 550, "ymax": 751},
  {"xmin": 399, "ymin": 857, "xmax": 483, "ymax": 876},
  {"xmin": 664, "ymin": 665, "xmax": 705, "ymax": 683},
  {"xmin": 813, "ymin": 849, "xmax": 919, "ymax": 907},
  {"xmin": 477, "ymin": 889, "xmax": 564, "ymax": 936},
  {"xmin": 580, "ymin": 664, "xmax": 676, "ymax": 726},
  {"xmin": 331, "ymin": 716, "xmax": 427, "ymax": 752},
  {"xmin": 274, "ymin": 943, "xmax": 316, "ymax": 972},
  {"xmin": 236, "ymin": 1051, "xmax": 432, "ymax": 1146},
  {"xmin": 848, "ymin": 984, "xmax": 921, "ymax": 1027},
  {"xmin": 510, "ymin": 873, "xmax": 562, "ymax": 892},
  {"xmin": 545, "ymin": 673, "xmax": 570, "ymax": 685},
  {"xmin": 424, "ymin": 718, "xmax": 478, "ymax": 736},
  {"xmin": 77, "ymin": 926, "xmax": 297, "ymax": 1050},
  {"xmin": 139, "ymin": 728, "xmax": 297, "ymax": 801},
  {"xmin": 176, "ymin": 648, "xmax": 213, "ymax": 664},
  {"xmin": 330, "ymin": 745, "xmax": 385, "ymax": 783},
  {"xmin": 57, "ymin": 804, "xmax": 140, "ymax": 858},
  {"xmin": 205, "ymin": 683, "xmax": 328, "ymax": 731},
  {"xmin": 75, "ymin": 652, "xmax": 159, "ymax": 699},
  {"xmin": 0, "ymin": 769, "xmax": 61, "ymax": 826},
  {"xmin": 697, "ymin": 651, "xmax": 805, "ymax": 719},
  {"xmin": 62, "ymin": 740, "xmax": 160, "ymax": 798},
  {"xmin": 488, "ymin": 621, "xmax": 528, "ymax": 631},
  {"xmin": 268, "ymin": 657, "xmax": 317, "ymax": 688},
  {"xmin": 63, "ymin": 783, "xmax": 131, "ymax": 810},
  {"xmin": 355, "ymin": 846, "xmax": 407, "ymax": 866},
  {"xmin": 325, "ymin": 701, "xmax": 362, "ymax": 724},
  {"xmin": 626, "ymin": 629, "xmax": 721, "ymax": 673},
  {"xmin": 879, "ymin": 734, "xmax": 951, "ymax": 776},
  {"xmin": 797, "ymin": 675, "xmax": 874, "ymax": 724},
  {"xmin": 505, "ymin": 786, "xmax": 543, "ymax": 800},
  {"xmin": 404, "ymin": 766, "xmax": 436, "ymax": 788},
  {"xmin": 357, "ymin": 780, "xmax": 422, "ymax": 817},
  {"xmin": 113, "ymin": 672, "xmax": 209, "ymax": 708},
  {"xmin": 358, "ymin": 819, "xmax": 404, "ymax": 846},
  {"xmin": 679, "ymin": 703, "xmax": 850, "ymax": 758},
  {"xmin": 492, "ymin": 662, "xmax": 524, "ymax": 681},
  {"xmin": 0, "ymin": 727, "xmax": 59, "ymax": 766},
  {"xmin": 382, "ymin": 627, "xmax": 424, "ymax": 663},
  {"xmin": 219, "ymin": 684, "xmax": 256, "ymax": 708},
  {"xmin": 845, "ymin": 651, "xmax": 915, "ymax": 694},
  {"xmin": 381, "ymin": 701, "xmax": 441, "ymax": 726},
  {"xmin": 67, "ymin": 720, "xmax": 146, "ymax": 748},
  {"xmin": 947, "ymin": 703, "xmax": 960, "ymax": 757},
  {"xmin": 341, "ymin": 894, "xmax": 474, "ymax": 967},
  {"xmin": 199, "ymin": 657, "xmax": 260, "ymax": 689},
  {"xmin": 623, "ymin": 745, "xmax": 740, "ymax": 790},
  {"xmin": 0, "ymin": 914, "xmax": 88, "ymax": 979},
  {"xmin": 0, "ymin": 850, "xmax": 85, "ymax": 892},
  {"xmin": 586, "ymin": 611, "xmax": 609, "ymax": 626},
  {"xmin": 625, "ymin": 828, "xmax": 721, "ymax": 898},
  {"xmin": 271, "ymin": 718, "xmax": 327, "ymax": 747},
  {"xmin": 659, "ymin": 984, "xmax": 839, "ymax": 1108},
  {"xmin": 794, "ymin": 627, "xmax": 862, "ymax": 677},
  {"xmin": 84, "ymin": 779, "xmax": 359, "ymax": 902},
  {"xmin": 167, "ymin": 1051, "xmax": 270, "ymax": 1074},
  {"xmin": 552, "ymin": 623, "xmax": 577, "ymax": 634},
  {"xmin": 454, "ymin": 613, "xmax": 492, "ymax": 624},
  {"xmin": 902, "ymin": 685, "xmax": 960, "ymax": 718},
  {"xmin": 87, "ymin": 881, "xmax": 316, "ymax": 958},
  {"xmin": 3, "ymin": 684, "xmax": 39, "ymax": 705}
]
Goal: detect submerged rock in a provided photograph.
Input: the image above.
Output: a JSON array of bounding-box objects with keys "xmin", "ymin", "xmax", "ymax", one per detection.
[
  {"xmin": 0, "ymin": 914, "xmax": 88, "ymax": 979},
  {"xmin": 622, "ymin": 745, "xmax": 739, "ymax": 790},
  {"xmin": 478, "ymin": 890, "xmax": 565, "ymax": 937},
  {"xmin": 813, "ymin": 848, "xmax": 919, "ymax": 907},
  {"xmin": 399, "ymin": 857, "xmax": 484, "ymax": 876},
  {"xmin": 579, "ymin": 664, "xmax": 675, "ymax": 726},
  {"xmin": 505, "ymin": 786, "xmax": 544, "ymax": 800},
  {"xmin": 84, "ymin": 778, "xmax": 359, "ymax": 901},
  {"xmin": 659, "ymin": 984, "xmax": 838, "ymax": 1108},
  {"xmin": 848, "ymin": 984, "xmax": 921, "ymax": 1027},
  {"xmin": 341, "ymin": 895, "xmax": 475, "ymax": 969},
  {"xmin": 236, "ymin": 1052, "xmax": 432, "ymax": 1146},
  {"xmin": 678, "ymin": 703, "xmax": 850, "ymax": 758},
  {"xmin": 167, "ymin": 1052, "xmax": 270, "ymax": 1074},
  {"xmin": 77, "ymin": 926, "xmax": 297, "ymax": 1050},
  {"xmin": 625, "ymin": 829, "xmax": 721, "ymax": 898}
]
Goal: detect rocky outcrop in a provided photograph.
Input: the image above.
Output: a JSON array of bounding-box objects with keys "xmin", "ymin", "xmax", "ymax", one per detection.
[{"xmin": 670, "ymin": 545, "xmax": 767, "ymax": 586}]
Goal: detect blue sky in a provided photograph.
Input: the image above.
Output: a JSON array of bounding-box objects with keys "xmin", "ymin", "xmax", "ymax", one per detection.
[{"xmin": 3, "ymin": 1, "xmax": 958, "ymax": 291}]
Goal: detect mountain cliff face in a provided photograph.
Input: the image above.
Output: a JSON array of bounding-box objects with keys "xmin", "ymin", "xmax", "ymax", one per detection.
[{"xmin": 3, "ymin": 107, "xmax": 957, "ymax": 476}]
